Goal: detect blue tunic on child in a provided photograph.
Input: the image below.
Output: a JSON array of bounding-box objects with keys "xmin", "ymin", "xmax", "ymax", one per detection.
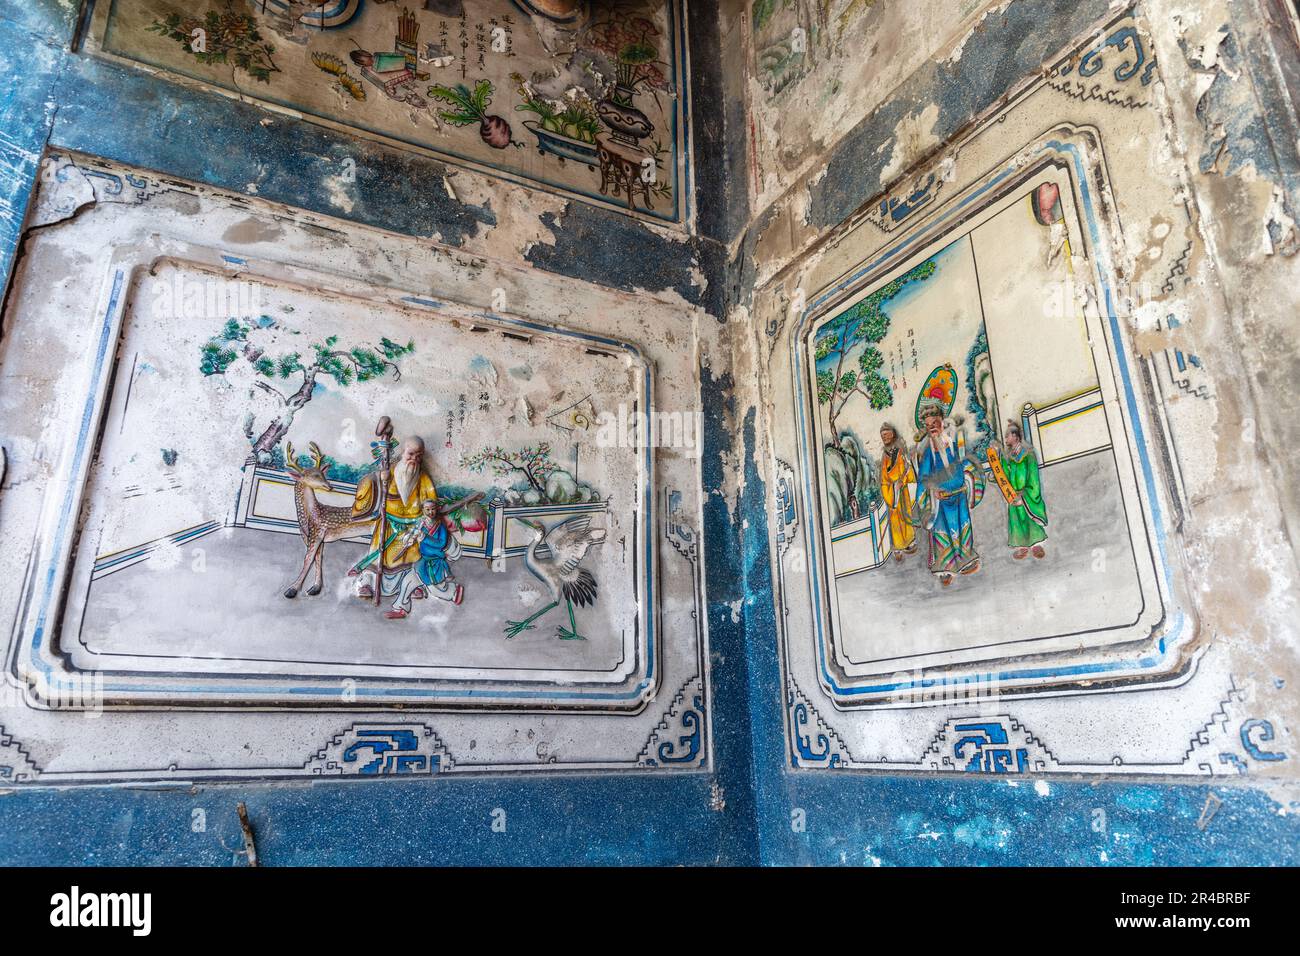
[{"xmin": 414, "ymin": 520, "xmax": 452, "ymax": 587}]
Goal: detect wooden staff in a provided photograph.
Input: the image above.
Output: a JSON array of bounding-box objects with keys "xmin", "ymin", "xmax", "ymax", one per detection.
[{"xmin": 374, "ymin": 416, "xmax": 393, "ymax": 607}]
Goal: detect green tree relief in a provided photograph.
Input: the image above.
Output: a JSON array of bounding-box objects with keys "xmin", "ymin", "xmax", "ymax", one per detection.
[
  {"xmin": 813, "ymin": 257, "xmax": 936, "ymax": 518},
  {"xmin": 198, "ymin": 318, "xmax": 414, "ymax": 464}
]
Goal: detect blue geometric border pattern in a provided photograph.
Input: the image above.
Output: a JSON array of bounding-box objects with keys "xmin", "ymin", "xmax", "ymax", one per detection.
[
  {"xmin": 0, "ymin": 726, "xmax": 41, "ymax": 784},
  {"xmin": 263, "ymin": 0, "xmax": 362, "ymax": 29},
  {"xmin": 785, "ymin": 128, "xmax": 1189, "ymax": 705},
  {"xmin": 791, "ymin": 679, "xmax": 1293, "ymax": 776},
  {"xmin": 788, "ymin": 683, "xmax": 851, "ymax": 769},
  {"xmin": 864, "ymin": 169, "xmax": 945, "ymax": 234},
  {"xmin": 1045, "ymin": 13, "xmax": 1159, "ymax": 110},
  {"xmin": 917, "ymin": 717, "xmax": 1061, "ymax": 775},
  {"xmin": 305, "ymin": 724, "xmax": 452, "ymax": 776},
  {"xmin": 1184, "ymin": 679, "xmax": 1291, "ymax": 777}
]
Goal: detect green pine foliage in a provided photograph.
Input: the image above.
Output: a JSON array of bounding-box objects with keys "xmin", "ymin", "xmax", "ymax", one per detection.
[
  {"xmin": 198, "ymin": 317, "xmax": 415, "ymax": 391},
  {"xmin": 813, "ymin": 257, "xmax": 937, "ymax": 413}
]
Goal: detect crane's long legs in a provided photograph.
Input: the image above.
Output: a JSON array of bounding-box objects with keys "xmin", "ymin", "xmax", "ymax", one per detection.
[
  {"xmin": 556, "ymin": 599, "xmax": 586, "ymax": 641},
  {"xmin": 504, "ymin": 600, "xmax": 558, "ymax": 639}
]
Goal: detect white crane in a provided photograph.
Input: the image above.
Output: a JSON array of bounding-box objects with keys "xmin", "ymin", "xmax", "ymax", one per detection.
[{"xmin": 504, "ymin": 515, "xmax": 606, "ymax": 641}]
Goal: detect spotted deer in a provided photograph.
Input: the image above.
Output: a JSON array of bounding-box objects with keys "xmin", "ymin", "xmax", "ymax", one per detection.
[{"xmin": 282, "ymin": 442, "xmax": 377, "ymax": 599}]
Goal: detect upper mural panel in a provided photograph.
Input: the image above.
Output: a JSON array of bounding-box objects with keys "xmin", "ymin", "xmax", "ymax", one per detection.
[{"xmin": 89, "ymin": 0, "xmax": 689, "ymax": 224}]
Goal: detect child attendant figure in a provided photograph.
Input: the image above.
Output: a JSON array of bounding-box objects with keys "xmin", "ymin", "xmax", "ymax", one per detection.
[{"xmin": 386, "ymin": 498, "xmax": 465, "ymax": 619}]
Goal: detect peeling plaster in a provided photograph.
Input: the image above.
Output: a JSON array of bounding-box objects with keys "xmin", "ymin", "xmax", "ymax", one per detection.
[{"xmin": 878, "ymin": 104, "xmax": 942, "ymax": 186}]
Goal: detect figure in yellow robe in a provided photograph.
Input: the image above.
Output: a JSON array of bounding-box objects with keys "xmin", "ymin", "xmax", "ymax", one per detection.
[
  {"xmin": 878, "ymin": 423, "xmax": 917, "ymax": 561},
  {"xmin": 349, "ymin": 436, "xmax": 438, "ymax": 599}
]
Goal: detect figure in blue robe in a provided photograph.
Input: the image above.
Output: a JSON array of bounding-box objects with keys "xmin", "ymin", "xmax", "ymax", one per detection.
[
  {"xmin": 914, "ymin": 409, "xmax": 985, "ymax": 584},
  {"xmin": 414, "ymin": 519, "xmax": 453, "ymax": 588},
  {"xmin": 388, "ymin": 500, "xmax": 464, "ymax": 617}
]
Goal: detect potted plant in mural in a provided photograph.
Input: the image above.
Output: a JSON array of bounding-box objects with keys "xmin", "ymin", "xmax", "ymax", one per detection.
[
  {"xmin": 149, "ymin": 3, "xmax": 280, "ymax": 83},
  {"xmin": 586, "ymin": 14, "xmax": 669, "ymax": 147},
  {"xmin": 513, "ymin": 73, "xmax": 602, "ymax": 167},
  {"xmin": 814, "ymin": 258, "xmax": 936, "ymax": 523},
  {"xmin": 461, "ymin": 442, "xmax": 600, "ymax": 506},
  {"xmin": 428, "ymin": 79, "xmax": 514, "ymax": 149},
  {"xmin": 461, "ymin": 442, "xmax": 607, "ymax": 566},
  {"xmin": 198, "ymin": 316, "xmax": 415, "ymax": 463},
  {"xmin": 578, "ymin": 10, "xmax": 675, "ymax": 217}
]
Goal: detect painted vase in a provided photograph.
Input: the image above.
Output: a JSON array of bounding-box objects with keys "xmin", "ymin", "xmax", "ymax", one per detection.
[{"xmin": 598, "ymin": 84, "xmax": 654, "ymax": 146}]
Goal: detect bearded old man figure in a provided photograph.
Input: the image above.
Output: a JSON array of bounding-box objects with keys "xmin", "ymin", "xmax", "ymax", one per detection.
[
  {"xmin": 349, "ymin": 436, "xmax": 439, "ymax": 605},
  {"xmin": 914, "ymin": 404, "xmax": 985, "ymax": 587}
]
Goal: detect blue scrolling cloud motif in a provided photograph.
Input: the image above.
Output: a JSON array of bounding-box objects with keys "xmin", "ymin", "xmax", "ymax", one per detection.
[
  {"xmin": 1240, "ymin": 719, "xmax": 1286, "ymax": 762},
  {"xmin": 793, "ymin": 702, "xmax": 840, "ymax": 767},
  {"xmin": 343, "ymin": 729, "xmax": 439, "ymax": 774},
  {"xmin": 775, "ymin": 474, "xmax": 797, "ymax": 543},
  {"xmin": 657, "ymin": 696, "xmax": 703, "ymax": 764},
  {"xmin": 1067, "ymin": 25, "xmax": 1157, "ymax": 87}
]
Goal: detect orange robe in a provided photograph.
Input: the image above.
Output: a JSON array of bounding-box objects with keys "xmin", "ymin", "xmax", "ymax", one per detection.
[
  {"xmin": 880, "ymin": 447, "xmax": 916, "ymax": 554},
  {"xmin": 351, "ymin": 471, "xmax": 439, "ymax": 571}
]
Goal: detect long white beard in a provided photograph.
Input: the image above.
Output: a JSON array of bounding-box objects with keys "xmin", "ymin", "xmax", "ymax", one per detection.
[{"xmin": 394, "ymin": 460, "xmax": 420, "ymax": 505}]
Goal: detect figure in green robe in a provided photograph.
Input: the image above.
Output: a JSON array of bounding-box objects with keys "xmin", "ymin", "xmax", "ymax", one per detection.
[{"xmin": 1002, "ymin": 422, "xmax": 1047, "ymax": 559}]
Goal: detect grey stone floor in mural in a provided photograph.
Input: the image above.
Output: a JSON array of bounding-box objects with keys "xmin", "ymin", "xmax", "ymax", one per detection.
[
  {"xmin": 73, "ymin": 530, "xmax": 624, "ymax": 674},
  {"xmin": 833, "ymin": 450, "xmax": 1145, "ymax": 664}
]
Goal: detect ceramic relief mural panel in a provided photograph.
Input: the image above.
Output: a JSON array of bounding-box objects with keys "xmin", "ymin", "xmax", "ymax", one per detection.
[
  {"xmin": 761, "ymin": 10, "xmax": 1276, "ymax": 779},
  {"xmin": 801, "ymin": 168, "xmax": 1163, "ymax": 679},
  {"xmin": 759, "ymin": 7, "xmax": 1300, "ymax": 785},
  {"xmin": 31, "ymin": 257, "xmax": 655, "ymax": 707},
  {"xmin": 89, "ymin": 0, "xmax": 688, "ymax": 223},
  {"xmin": 0, "ymin": 153, "xmax": 710, "ymax": 784}
]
